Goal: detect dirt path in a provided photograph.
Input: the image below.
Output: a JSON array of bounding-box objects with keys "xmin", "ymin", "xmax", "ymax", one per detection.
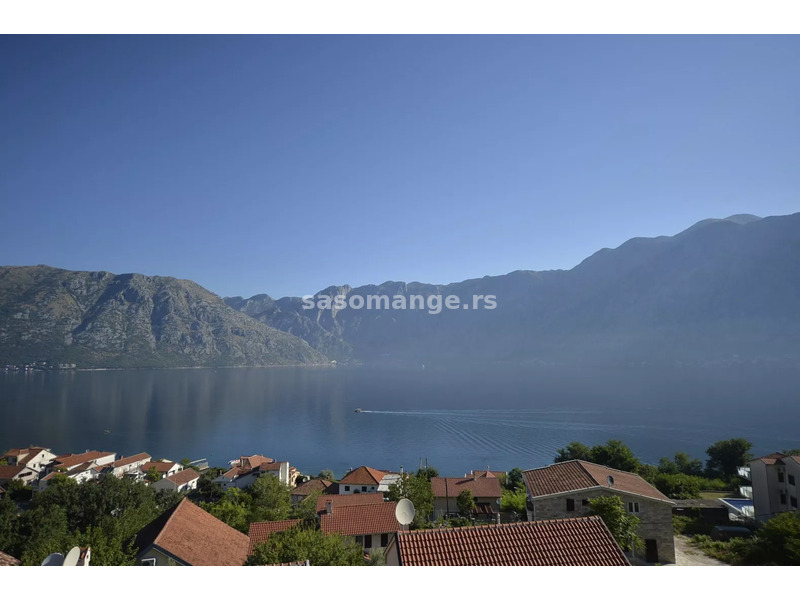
[{"xmin": 673, "ymin": 535, "xmax": 728, "ymax": 566}]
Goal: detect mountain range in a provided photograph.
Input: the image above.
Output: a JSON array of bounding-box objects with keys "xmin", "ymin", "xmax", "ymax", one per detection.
[{"xmin": 3, "ymin": 212, "xmax": 799, "ymax": 368}]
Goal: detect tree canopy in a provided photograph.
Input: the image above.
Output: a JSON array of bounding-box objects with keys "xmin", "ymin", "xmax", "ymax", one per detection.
[
  {"xmin": 385, "ymin": 472, "xmax": 433, "ymax": 528},
  {"xmin": 247, "ymin": 525, "xmax": 365, "ymax": 566},
  {"xmin": 588, "ymin": 495, "xmax": 642, "ymax": 553}
]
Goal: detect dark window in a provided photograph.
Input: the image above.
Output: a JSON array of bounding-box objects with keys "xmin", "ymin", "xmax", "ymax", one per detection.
[
  {"xmin": 355, "ymin": 535, "xmax": 363, "ymax": 544},
  {"xmin": 566, "ymin": 498, "xmax": 575, "ymax": 511},
  {"xmin": 344, "ymin": 485, "xmax": 350, "ymax": 492},
  {"xmin": 381, "ymin": 533, "xmax": 389, "ymax": 547},
  {"xmin": 627, "ymin": 502, "xmax": 640, "ymax": 513},
  {"xmin": 780, "ymin": 492, "xmax": 787, "ymax": 504},
  {"xmin": 789, "ymin": 475, "xmax": 796, "ymax": 486},
  {"xmin": 364, "ymin": 535, "xmax": 372, "ymax": 549},
  {"xmin": 581, "ymin": 499, "xmax": 589, "ymax": 506},
  {"xmin": 362, "ymin": 486, "xmax": 367, "ymax": 492},
  {"xmin": 778, "ymin": 472, "xmax": 785, "ymax": 483},
  {"xmin": 791, "ymin": 496, "xmax": 798, "ymax": 508}
]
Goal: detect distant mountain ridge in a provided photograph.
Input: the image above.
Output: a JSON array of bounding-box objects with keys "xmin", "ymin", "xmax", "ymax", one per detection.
[
  {"xmin": 226, "ymin": 213, "xmax": 800, "ymax": 365},
  {"xmin": 0, "ymin": 266, "xmax": 325, "ymax": 368}
]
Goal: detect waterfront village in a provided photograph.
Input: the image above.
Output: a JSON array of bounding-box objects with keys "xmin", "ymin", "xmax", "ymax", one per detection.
[{"xmin": 0, "ymin": 441, "xmax": 797, "ymax": 566}]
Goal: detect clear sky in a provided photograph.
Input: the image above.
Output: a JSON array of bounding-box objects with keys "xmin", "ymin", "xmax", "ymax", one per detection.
[{"xmin": 1, "ymin": 35, "xmax": 798, "ymax": 298}]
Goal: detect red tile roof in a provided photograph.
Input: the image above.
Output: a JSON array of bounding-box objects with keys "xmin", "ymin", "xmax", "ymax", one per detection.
[
  {"xmin": 113, "ymin": 453, "xmax": 151, "ymax": 468},
  {"xmin": 2, "ymin": 449, "xmax": 26, "ymax": 457},
  {"xmin": 259, "ymin": 461, "xmax": 286, "ymax": 472},
  {"xmin": 392, "ymin": 516, "xmax": 629, "ymax": 566},
  {"xmin": 0, "ymin": 466, "xmax": 25, "ymax": 480},
  {"xmin": 469, "ymin": 470, "xmax": 505, "ymax": 479},
  {"xmin": 430, "ymin": 476, "xmax": 502, "ymax": 499},
  {"xmin": 134, "ymin": 499, "xmax": 250, "ymax": 566},
  {"xmin": 523, "ymin": 461, "xmax": 672, "ymax": 503},
  {"xmin": 339, "ymin": 466, "xmax": 387, "ymax": 486},
  {"xmin": 292, "ymin": 478, "xmax": 334, "ymax": 497},
  {"xmin": 316, "ymin": 492, "xmax": 386, "ymax": 514},
  {"xmin": 54, "ymin": 451, "xmax": 115, "ymax": 470},
  {"xmin": 165, "ymin": 469, "xmax": 200, "ymax": 486},
  {"xmin": 247, "ymin": 519, "xmax": 301, "ymax": 554},
  {"xmin": 0, "ymin": 549, "xmax": 21, "ymax": 566},
  {"xmin": 321, "ymin": 502, "xmax": 400, "ymax": 536},
  {"xmin": 753, "ymin": 452, "xmax": 800, "ymax": 465}
]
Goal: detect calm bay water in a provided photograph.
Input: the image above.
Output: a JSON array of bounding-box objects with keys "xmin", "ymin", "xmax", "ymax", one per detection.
[{"xmin": 1, "ymin": 365, "xmax": 798, "ymax": 477}]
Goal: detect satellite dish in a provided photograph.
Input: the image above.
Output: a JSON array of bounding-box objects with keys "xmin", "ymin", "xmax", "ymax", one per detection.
[
  {"xmin": 395, "ymin": 498, "xmax": 415, "ymax": 526},
  {"xmin": 41, "ymin": 553, "xmax": 64, "ymax": 566},
  {"xmin": 63, "ymin": 546, "xmax": 81, "ymax": 567}
]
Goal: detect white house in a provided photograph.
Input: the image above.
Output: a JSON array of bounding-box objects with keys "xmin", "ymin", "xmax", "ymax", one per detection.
[
  {"xmin": 214, "ymin": 455, "xmax": 292, "ymax": 490},
  {"xmin": 749, "ymin": 452, "xmax": 800, "ymax": 522},
  {"xmin": 152, "ymin": 469, "xmax": 200, "ymax": 494},
  {"xmin": 338, "ymin": 466, "xmax": 388, "ymax": 495},
  {"xmin": 140, "ymin": 460, "xmax": 181, "ymax": 480},
  {"xmin": 108, "ymin": 453, "xmax": 151, "ymax": 480},
  {"xmin": 2, "ymin": 447, "xmax": 58, "ymax": 476},
  {"xmin": 37, "ymin": 450, "xmax": 117, "ymax": 491}
]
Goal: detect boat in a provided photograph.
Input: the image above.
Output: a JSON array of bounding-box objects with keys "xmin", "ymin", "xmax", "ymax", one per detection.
[{"xmin": 354, "ymin": 408, "xmax": 363, "ymax": 413}]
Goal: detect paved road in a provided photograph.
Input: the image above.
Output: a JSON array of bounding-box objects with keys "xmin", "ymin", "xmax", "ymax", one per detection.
[{"xmin": 673, "ymin": 535, "xmax": 728, "ymax": 566}]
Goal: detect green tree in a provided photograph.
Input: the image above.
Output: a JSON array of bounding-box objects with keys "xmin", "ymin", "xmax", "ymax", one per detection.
[
  {"xmin": 0, "ymin": 494, "xmax": 20, "ymax": 557},
  {"xmin": 456, "ymin": 490, "xmax": 475, "ymax": 518},
  {"xmin": 755, "ymin": 511, "xmax": 800, "ymax": 565},
  {"xmin": 145, "ymin": 466, "xmax": 162, "ymax": 482},
  {"xmin": 555, "ymin": 441, "xmax": 591, "ymax": 463},
  {"xmin": 652, "ymin": 473, "xmax": 701, "ymax": 499},
  {"xmin": 249, "ymin": 475, "xmax": 292, "ymax": 522},
  {"xmin": 416, "ymin": 466, "xmax": 439, "ymax": 481},
  {"xmin": 385, "ymin": 472, "xmax": 433, "ymax": 528},
  {"xmin": 500, "ymin": 487, "xmax": 527, "ymax": 514},
  {"xmin": 247, "ymin": 525, "xmax": 364, "ymax": 566},
  {"xmin": 18, "ymin": 505, "xmax": 76, "ymax": 565},
  {"xmin": 588, "ymin": 495, "xmax": 643, "ymax": 554},
  {"xmin": 705, "ymin": 438, "xmax": 753, "ymax": 479},
  {"xmin": 317, "ymin": 469, "xmax": 336, "ymax": 481},
  {"xmin": 197, "ymin": 467, "xmax": 224, "ymax": 501},
  {"xmin": 291, "ymin": 491, "xmax": 322, "ymax": 524},
  {"xmin": 589, "ymin": 440, "xmax": 641, "ymax": 473},
  {"xmin": 505, "ymin": 467, "xmax": 524, "ymax": 491},
  {"xmin": 201, "ymin": 488, "xmax": 251, "ymax": 533}
]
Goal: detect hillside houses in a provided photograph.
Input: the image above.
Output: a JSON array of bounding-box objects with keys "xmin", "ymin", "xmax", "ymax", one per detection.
[{"xmin": 213, "ymin": 454, "xmax": 295, "ymax": 490}]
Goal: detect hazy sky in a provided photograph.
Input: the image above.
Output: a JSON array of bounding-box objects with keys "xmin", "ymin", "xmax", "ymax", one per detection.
[{"xmin": 1, "ymin": 35, "xmax": 798, "ymax": 298}]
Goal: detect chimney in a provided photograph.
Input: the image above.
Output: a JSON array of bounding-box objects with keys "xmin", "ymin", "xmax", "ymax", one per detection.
[
  {"xmin": 496, "ymin": 513, "xmax": 501, "ymax": 525},
  {"xmin": 326, "ymin": 501, "xmax": 332, "ymax": 515}
]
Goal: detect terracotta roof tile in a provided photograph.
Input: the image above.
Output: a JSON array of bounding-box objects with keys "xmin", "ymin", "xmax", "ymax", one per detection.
[
  {"xmin": 0, "ymin": 550, "xmax": 21, "ymax": 566},
  {"xmin": 292, "ymin": 478, "xmax": 334, "ymax": 497},
  {"xmin": 431, "ymin": 477, "xmax": 502, "ymax": 499},
  {"xmin": 247, "ymin": 519, "xmax": 301, "ymax": 554},
  {"xmin": 135, "ymin": 499, "xmax": 249, "ymax": 566},
  {"xmin": 339, "ymin": 466, "xmax": 387, "ymax": 486},
  {"xmin": 393, "ymin": 516, "xmax": 629, "ymax": 566},
  {"xmin": 0, "ymin": 466, "xmax": 25, "ymax": 480},
  {"xmin": 54, "ymin": 451, "xmax": 115, "ymax": 470},
  {"xmin": 316, "ymin": 492, "xmax": 385, "ymax": 514},
  {"xmin": 321, "ymin": 502, "xmax": 400, "ymax": 536},
  {"xmin": 165, "ymin": 469, "xmax": 200, "ymax": 486},
  {"xmin": 523, "ymin": 460, "xmax": 672, "ymax": 503},
  {"xmin": 113, "ymin": 453, "xmax": 151, "ymax": 468}
]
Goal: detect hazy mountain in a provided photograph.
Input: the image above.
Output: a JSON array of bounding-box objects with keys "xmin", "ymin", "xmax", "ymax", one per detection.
[
  {"xmin": 227, "ymin": 213, "xmax": 800, "ymax": 365},
  {"xmin": 0, "ymin": 266, "xmax": 326, "ymax": 368}
]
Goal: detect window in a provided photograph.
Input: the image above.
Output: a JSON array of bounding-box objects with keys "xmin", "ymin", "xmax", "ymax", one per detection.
[
  {"xmin": 355, "ymin": 536, "xmax": 363, "ymax": 545},
  {"xmin": 141, "ymin": 558, "xmax": 156, "ymax": 566},
  {"xmin": 362, "ymin": 486, "xmax": 367, "ymax": 492},
  {"xmin": 778, "ymin": 472, "xmax": 785, "ymax": 483},
  {"xmin": 344, "ymin": 485, "xmax": 350, "ymax": 492},
  {"xmin": 780, "ymin": 492, "xmax": 787, "ymax": 504},
  {"xmin": 364, "ymin": 535, "xmax": 372, "ymax": 549},
  {"xmin": 791, "ymin": 496, "xmax": 798, "ymax": 508},
  {"xmin": 381, "ymin": 533, "xmax": 389, "ymax": 547},
  {"xmin": 566, "ymin": 498, "xmax": 575, "ymax": 512},
  {"xmin": 581, "ymin": 499, "xmax": 589, "ymax": 506},
  {"xmin": 789, "ymin": 474, "xmax": 796, "ymax": 486},
  {"xmin": 627, "ymin": 502, "xmax": 640, "ymax": 513}
]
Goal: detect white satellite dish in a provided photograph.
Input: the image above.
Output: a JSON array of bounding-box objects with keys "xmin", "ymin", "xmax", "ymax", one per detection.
[
  {"xmin": 395, "ymin": 498, "xmax": 416, "ymax": 526},
  {"xmin": 41, "ymin": 553, "xmax": 64, "ymax": 566},
  {"xmin": 63, "ymin": 546, "xmax": 81, "ymax": 567}
]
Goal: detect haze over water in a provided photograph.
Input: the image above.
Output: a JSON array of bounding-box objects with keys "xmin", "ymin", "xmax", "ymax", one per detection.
[{"xmin": 2, "ymin": 365, "xmax": 797, "ymax": 476}]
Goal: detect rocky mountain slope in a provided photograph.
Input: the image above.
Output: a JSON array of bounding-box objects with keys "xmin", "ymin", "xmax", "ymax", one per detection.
[
  {"xmin": 0, "ymin": 266, "xmax": 326, "ymax": 368},
  {"xmin": 226, "ymin": 213, "xmax": 800, "ymax": 365}
]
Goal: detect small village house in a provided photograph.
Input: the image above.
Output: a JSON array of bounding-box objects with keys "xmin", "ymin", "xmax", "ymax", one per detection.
[
  {"xmin": 247, "ymin": 519, "xmax": 301, "ymax": 554},
  {"xmin": 213, "ymin": 455, "xmax": 293, "ymax": 490},
  {"xmin": 430, "ymin": 474, "xmax": 503, "ymax": 520},
  {"xmin": 337, "ymin": 466, "xmax": 388, "ymax": 495},
  {"xmin": 320, "ymin": 501, "xmax": 401, "ymax": 555},
  {"xmin": 749, "ymin": 452, "xmax": 800, "ymax": 522},
  {"xmin": 151, "ymin": 468, "xmax": 200, "ymax": 494}
]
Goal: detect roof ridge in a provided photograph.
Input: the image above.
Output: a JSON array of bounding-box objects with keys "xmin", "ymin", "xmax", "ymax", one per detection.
[
  {"xmin": 574, "ymin": 460, "xmax": 601, "ymax": 486},
  {"xmin": 399, "ymin": 515, "xmax": 601, "ymax": 535}
]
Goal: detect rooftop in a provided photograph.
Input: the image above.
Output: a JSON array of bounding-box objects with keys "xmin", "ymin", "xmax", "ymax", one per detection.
[
  {"xmin": 141, "ymin": 461, "xmax": 177, "ymax": 473},
  {"xmin": 316, "ymin": 492, "xmax": 385, "ymax": 514},
  {"xmin": 430, "ymin": 476, "xmax": 503, "ymax": 499},
  {"xmin": 134, "ymin": 498, "xmax": 250, "ymax": 566},
  {"xmin": 54, "ymin": 451, "xmax": 115, "ymax": 470},
  {"xmin": 339, "ymin": 466, "xmax": 387, "ymax": 486},
  {"xmin": 321, "ymin": 501, "xmax": 400, "ymax": 536},
  {"xmin": 165, "ymin": 469, "xmax": 200, "ymax": 486},
  {"xmin": 392, "ymin": 516, "xmax": 629, "ymax": 566},
  {"xmin": 247, "ymin": 519, "xmax": 301, "ymax": 554},
  {"xmin": 113, "ymin": 452, "xmax": 151, "ymax": 468},
  {"xmin": 523, "ymin": 460, "xmax": 672, "ymax": 503},
  {"xmin": 292, "ymin": 478, "xmax": 334, "ymax": 497}
]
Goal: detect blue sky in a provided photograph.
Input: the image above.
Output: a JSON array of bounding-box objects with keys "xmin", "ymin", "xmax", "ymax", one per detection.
[{"xmin": 1, "ymin": 35, "xmax": 798, "ymax": 298}]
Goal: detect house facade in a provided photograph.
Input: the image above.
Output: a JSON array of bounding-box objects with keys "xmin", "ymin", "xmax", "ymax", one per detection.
[
  {"xmin": 749, "ymin": 452, "xmax": 800, "ymax": 522},
  {"xmin": 151, "ymin": 469, "xmax": 200, "ymax": 494},
  {"xmin": 523, "ymin": 460, "xmax": 676, "ymax": 564},
  {"xmin": 338, "ymin": 466, "xmax": 387, "ymax": 495},
  {"xmin": 320, "ymin": 501, "xmax": 400, "ymax": 556},
  {"xmin": 109, "ymin": 453, "xmax": 151, "ymax": 480}
]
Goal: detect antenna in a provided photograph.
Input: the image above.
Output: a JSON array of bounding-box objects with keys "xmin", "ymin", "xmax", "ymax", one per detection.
[
  {"xmin": 63, "ymin": 546, "xmax": 81, "ymax": 567},
  {"xmin": 41, "ymin": 553, "xmax": 64, "ymax": 566},
  {"xmin": 395, "ymin": 498, "xmax": 416, "ymax": 527}
]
